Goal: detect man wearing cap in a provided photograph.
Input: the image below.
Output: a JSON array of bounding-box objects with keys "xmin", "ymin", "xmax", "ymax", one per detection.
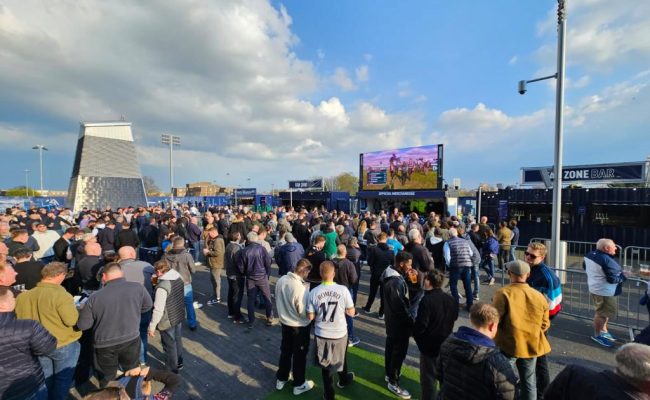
[{"xmin": 493, "ymin": 259, "xmax": 551, "ymax": 400}]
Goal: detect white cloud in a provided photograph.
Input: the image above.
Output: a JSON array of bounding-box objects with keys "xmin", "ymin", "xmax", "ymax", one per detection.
[
  {"xmin": 536, "ymin": 0, "xmax": 650, "ymax": 71},
  {"xmin": 355, "ymin": 65, "xmax": 369, "ymax": 82},
  {"xmin": 0, "ymin": 0, "xmax": 432, "ymax": 189},
  {"xmin": 509, "ymin": 55, "xmax": 518, "ymax": 65},
  {"xmin": 332, "ymin": 67, "xmax": 357, "ymax": 91}
]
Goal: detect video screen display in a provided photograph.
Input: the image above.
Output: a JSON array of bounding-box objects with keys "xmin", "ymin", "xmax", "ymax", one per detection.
[{"xmin": 360, "ymin": 144, "xmax": 442, "ymax": 190}]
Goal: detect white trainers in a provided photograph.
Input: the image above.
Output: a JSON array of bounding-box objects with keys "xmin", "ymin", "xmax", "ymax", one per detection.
[
  {"xmin": 193, "ymin": 301, "xmax": 203, "ymax": 309},
  {"xmin": 387, "ymin": 382, "xmax": 411, "ymax": 399},
  {"xmin": 293, "ymin": 380, "xmax": 314, "ymax": 395},
  {"xmin": 276, "ymin": 379, "xmax": 288, "ymax": 390}
]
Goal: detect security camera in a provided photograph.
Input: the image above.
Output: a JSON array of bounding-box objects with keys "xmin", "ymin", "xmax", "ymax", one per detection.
[{"xmin": 518, "ymin": 80, "xmax": 527, "ymax": 95}]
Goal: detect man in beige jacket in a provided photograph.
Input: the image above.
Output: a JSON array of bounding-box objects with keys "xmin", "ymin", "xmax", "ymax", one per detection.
[{"xmin": 493, "ymin": 259, "xmax": 550, "ymax": 400}]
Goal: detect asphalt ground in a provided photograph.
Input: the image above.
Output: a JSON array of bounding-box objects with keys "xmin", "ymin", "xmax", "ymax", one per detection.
[{"xmin": 71, "ymin": 262, "xmax": 628, "ymax": 399}]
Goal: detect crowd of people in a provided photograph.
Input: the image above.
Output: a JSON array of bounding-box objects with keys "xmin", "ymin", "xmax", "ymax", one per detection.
[{"xmin": 0, "ymin": 203, "xmax": 649, "ymax": 400}]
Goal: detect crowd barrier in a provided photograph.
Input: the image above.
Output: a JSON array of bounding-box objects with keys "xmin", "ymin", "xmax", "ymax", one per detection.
[
  {"xmin": 623, "ymin": 246, "xmax": 650, "ymax": 272},
  {"xmin": 493, "ymin": 245, "xmax": 649, "ymax": 340},
  {"xmin": 529, "ymin": 238, "xmax": 623, "ymax": 269}
]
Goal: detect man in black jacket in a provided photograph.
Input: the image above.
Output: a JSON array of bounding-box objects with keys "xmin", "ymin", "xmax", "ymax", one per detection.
[
  {"xmin": 381, "ymin": 251, "xmax": 416, "ymax": 399},
  {"xmin": 0, "ymin": 286, "xmax": 57, "ymax": 400},
  {"xmin": 97, "ymin": 220, "xmax": 116, "ymax": 253},
  {"xmin": 115, "ymin": 221, "xmax": 139, "ymax": 251},
  {"xmin": 305, "ymin": 236, "xmax": 327, "ymax": 290},
  {"xmin": 237, "ymin": 232, "xmax": 275, "ymax": 329},
  {"xmin": 53, "ymin": 227, "xmax": 76, "ymax": 265},
  {"xmin": 414, "ymin": 270, "xmax": 458, "ymax": 400},
  {"xmin": 436, "ymin": 302, "xmax": 517, "ymax": 400},
  {"xmin": 363, "ymin": 233, "xmax": 394, "ymax": 319},
  {"xmin": 77, "ymin": 262, "xmax": 153, "ymax": 386}
]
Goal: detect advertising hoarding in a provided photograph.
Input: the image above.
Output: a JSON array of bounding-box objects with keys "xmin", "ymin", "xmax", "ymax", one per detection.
[
  {"xmin": 359, "ymin": 144, "xmax": 443, "ymax": 191},
  {"xmin": 288, "ymin": 179, "xmax": 323, "ymax": 189},
  {"xmin": 521, "ymin": 162, "xmax": 647, "ymax": 187}
]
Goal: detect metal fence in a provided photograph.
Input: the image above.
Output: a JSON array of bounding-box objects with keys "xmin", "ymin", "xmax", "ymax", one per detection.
[
  {"xmin": 494, "ymin": 257, "xmax": 649, "ymax": 340},
  {"xmin": 623, "ymin": 246, "xmax": 650, "ymax": 272},
  {"xmin": 529, "ymin": 238, "xmax": 623, "ymax": 269}
]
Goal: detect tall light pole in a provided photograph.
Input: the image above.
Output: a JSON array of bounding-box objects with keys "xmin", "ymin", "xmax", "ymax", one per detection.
[
  {"xmin": 31, "ymin": 145, "xmax": 48, "ymax": 195},
  {"xmin": 24, "ymin": 169, "xmax": 31, "ymax": 198},
  {"xmin": 518, "ymin": 0, "xmax": 567, "ymax": 266},
  {"xmin": 161, "ymin": 134, "xmax": 181, "ymax": 208}
]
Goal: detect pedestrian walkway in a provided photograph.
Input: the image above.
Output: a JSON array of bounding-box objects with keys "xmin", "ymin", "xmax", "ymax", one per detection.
[{"xmin": 73, "ymin": 262, "xmax": 622, "ymax": 399}]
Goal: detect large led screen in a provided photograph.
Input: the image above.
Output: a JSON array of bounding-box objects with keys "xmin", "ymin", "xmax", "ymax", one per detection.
[{"xmin": 360, "ymin": 144, "xmax": 442, "ymax": 191}]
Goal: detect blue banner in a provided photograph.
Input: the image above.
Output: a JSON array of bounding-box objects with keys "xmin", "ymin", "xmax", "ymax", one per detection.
[
  {"xmin": 356, "ymin": 190, "xmax": 445, "ymax": 199},
  {"xmin": 235, "ymin": 188, "xmax": 256, "ymax": 197}
]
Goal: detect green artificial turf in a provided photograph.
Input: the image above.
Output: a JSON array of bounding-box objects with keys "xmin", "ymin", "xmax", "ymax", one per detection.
[{"xmin": 265, "ymin": 346, "xmax": 422, "ymax": 400}]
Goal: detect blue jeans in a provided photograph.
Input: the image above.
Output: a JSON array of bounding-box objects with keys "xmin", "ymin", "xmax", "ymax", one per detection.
[
  {"xmin": 509, "ymin": 246, "xmax": 516, "ymax": 262},
  {"xmin": 184, "ymin": 284, "xmax": 197, "ymax": 329},
  {"xmin": 190, "ymin": 241, "xmax": 200, "ymax": 262},
  {"xmin": 139, "ymin": 310, "xmax": 152, "ymax": 363},
  {"xmin": 160, "ymin": 323, "xmax": 184, "ymax": 372},
  {"xmin": 510, "ymin": 357, "xmax": 537, "ymax": 400},
  {"xmin": 39, "ymin": 341, "xmax": 80, "ymax": 400},
  {"xmin": 26, "ymin": 384, "xmax": 48, "ymax": 400},
  {"xmin": 471, "ymin": 264, "xmax": 480, "ymax": 299},
  {"xmin": 479, "ymin": 256, "xmax": 495, "ymax": 279},
  {"xmin": 449, "ymin": 267, "xmax": 473, "ymax": 309}
]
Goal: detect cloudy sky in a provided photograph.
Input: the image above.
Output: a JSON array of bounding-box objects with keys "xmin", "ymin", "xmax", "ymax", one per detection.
[{"xmin": 1, "ymin": 0, "xmax": 648, "ymax": 193}]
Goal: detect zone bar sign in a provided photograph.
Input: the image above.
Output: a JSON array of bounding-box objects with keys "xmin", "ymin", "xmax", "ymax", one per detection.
[{"xmin": 521, "ymin": 162, "xmax": 647, "ymax": 187}]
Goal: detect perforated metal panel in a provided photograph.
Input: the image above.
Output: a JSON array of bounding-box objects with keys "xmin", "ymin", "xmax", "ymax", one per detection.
[{"xmin": 67, "ymin": 122, "xmax": 147, "ymax": 211}]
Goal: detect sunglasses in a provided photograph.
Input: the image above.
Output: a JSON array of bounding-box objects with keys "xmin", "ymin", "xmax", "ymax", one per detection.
[{"xmin": 524, "ymin": 251, "xmax": 540, "ymax": 258}]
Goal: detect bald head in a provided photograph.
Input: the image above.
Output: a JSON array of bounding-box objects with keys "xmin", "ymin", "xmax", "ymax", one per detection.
[
  {"xmin": 0, "ymin": 242, "xmax": 7, "ymax": 256},
  {"xmin": 118, "ymin": 246, "xmax": 137, "ymax": 260},
  {"xmin": 85, "ymin": 243, "xmax": 102, "ymax": 257},
  {"xmin": 0, "ymin": 263, "xmax": 17, "ymax": 287}
]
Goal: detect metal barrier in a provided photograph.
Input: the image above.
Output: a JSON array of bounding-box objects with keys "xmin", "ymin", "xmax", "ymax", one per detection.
[
  {"xmin": 529, "ymin": 238, "xmax": 623, "ymax": 268},
  {"xmin": 623, "ymin": 246, "xmax": 650, "ymax": 272},
  {"xmin": 495, "ymin": 263, "xmax": 649, "ymax": 340}
]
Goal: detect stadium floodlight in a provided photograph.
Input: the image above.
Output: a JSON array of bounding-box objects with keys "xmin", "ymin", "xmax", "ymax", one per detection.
[{"xmin": 161, "ymin": 134, "xmax": 181, "ymax": 207}]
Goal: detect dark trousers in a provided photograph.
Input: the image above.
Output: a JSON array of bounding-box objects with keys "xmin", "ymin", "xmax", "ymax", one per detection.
[
  {"xmin": 321, "ymin": 348, "xmax": 351, "ymax": 400},
  {"xmin": 385, "ymin": 332, "xmax": 410, "ymax": 385},
  {"xmin": 420, "ymin": 353, "xmax": 438, "ymax": 400},
  {"xmin": 227, "ymin": 275, "xmax": 245, "ymax": 320},
  {"xmin": 449, "ymin": 267, "xmax": 473, "ymax": 309},
  {"xmin": 74, "ymin": 329, "xmax": 94, "ymax": 385},
  {"xmin": 139, "ymin": 310, "xmax": 152, "ymax": 363},
  {"xmin": 246, "ymin": 278, "xmax": 273, "ymax": 324},
  {"xmin": 94, "ymin": 337, "xmax": 141, "ymax": 387},
  {"xmin": 364, "ymin": 274, "xmax": 384, "ymax": 314},
  {"xmin": 536, "ymin": 354, "xmax": 550, "ymax": 399},
  {"xmin": 276, "ymin": 324, "xmax": 310, "ymax": 387},
  {"xmin": 160, "ymin": 323, "xmax": 184, "ymax": 373}
]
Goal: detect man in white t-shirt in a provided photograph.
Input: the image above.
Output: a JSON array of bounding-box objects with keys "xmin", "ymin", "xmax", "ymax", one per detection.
[{"xmin": 307, "ymin": 261, "xmax": 356, "ymax": 400}]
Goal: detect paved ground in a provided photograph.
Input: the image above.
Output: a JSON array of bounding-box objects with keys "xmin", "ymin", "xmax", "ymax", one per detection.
[{"xmin": 72, "ymin": 262, "xmax": 626, "ymax": 399}]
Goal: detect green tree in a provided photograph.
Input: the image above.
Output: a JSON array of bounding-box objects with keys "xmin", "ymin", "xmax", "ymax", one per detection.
[
  {"xmin": 5, "ymin": 186, "xmax": 32, "ymax": 196},
  {"xmin": 143, "ymin": 176, "xmax": 163, "ymax": 196}
]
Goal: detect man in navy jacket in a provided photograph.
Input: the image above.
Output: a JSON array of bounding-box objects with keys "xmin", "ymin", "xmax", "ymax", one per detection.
[{"xmin": 0, "ymin": 286, "xmax": 57, "ymax": 400}]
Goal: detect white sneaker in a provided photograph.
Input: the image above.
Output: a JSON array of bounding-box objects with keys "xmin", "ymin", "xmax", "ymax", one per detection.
[
  {"xmin": 193, "ymin": 301, "xmax": 203, "ymax": 309},
  {"xmin": 194, "ymin": 261, "xmax": 202, "ymax": 266},
  {"xmin": 276, "ymin": 379, "xmax": 288, "ymax": 390},
  {"xmin": 387, "ymin": 382, "xmax": 411, "ymax": 399},
  {"xmin": 293, "ymin": 380, "xmax": 314, "ymax": 395}
]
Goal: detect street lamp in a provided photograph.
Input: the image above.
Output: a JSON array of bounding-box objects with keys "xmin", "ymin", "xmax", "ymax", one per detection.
[
  {"xmin": 518, "ymin": 0, "xmax": 567, "ymax": 266},
  {"xmin": 31, "ymin": 145, "xmax": 48, "ymax": 194},
  {"xmin": 24, "ymin": 169, "xmax": 31, "ymax": 198},
  {"xmin": 161, "ymin": 134, "xmax": 181, "ymax": 208}
]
